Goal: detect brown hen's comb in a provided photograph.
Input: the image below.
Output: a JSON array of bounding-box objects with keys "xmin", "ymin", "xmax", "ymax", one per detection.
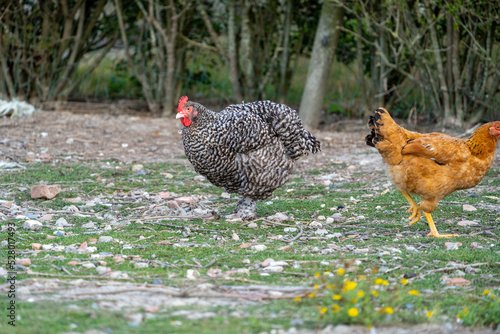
[{"xmin": 178, "ymin": 96, "xmax": 188, "ymax": 113}]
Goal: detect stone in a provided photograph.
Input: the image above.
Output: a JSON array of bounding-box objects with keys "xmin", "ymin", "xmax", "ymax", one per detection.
[
  {"xmin": 131, "ymin": 164, "xmax": 144, "ymax": 172},
  {"xmin": 186, "ymin": 269, "xmax": 200, "ymax": 279},
  {"xmin": 262, "ymin": 266, "xmax": 283, "ymax": 273},
  {"xmin": 82, "ymin": 222, "xmax": 95, "ymax": 229},
  {"xmin": 23, "ymin": 220, "xmax": 42, "ymax": 230},
  {"xmin": 16, "ymin": 258, "xmax": 31, "ymax": 266},
  {"xmin": 134, "ymin": 262, "xmax": 148, "ymax": 269},
  {"xmin": 445, "ymin": 277, "xmax": 471, "ymax": 287},
  {"xmin": 252, "ymin": 244, "xmax": 267, "ymax": 251},
  {"xmin": 55, "ymin": 217, "xmax": 70, "ymax": 227},
  {"xmin": 463, "ymin": 204, "xmax": 477, "ymax": 212},
  {"xmin": 98, "ymin": 236, "xmax": 113, "ymax": 243},
  {"xmin": 30, "ymin": 185, "xmax": 61, "ymax": 199}
]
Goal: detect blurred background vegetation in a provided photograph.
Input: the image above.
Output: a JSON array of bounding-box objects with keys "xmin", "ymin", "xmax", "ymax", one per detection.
[{"xmin": 0, "ymin": 0, "xmax": 499, "ymax": 128}]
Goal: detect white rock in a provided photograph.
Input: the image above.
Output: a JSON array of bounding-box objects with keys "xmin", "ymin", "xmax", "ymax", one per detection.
[
  {"xmin": 82, "ymin": 263, "xmax": 96, "ymax": 269},
  {"xmin": 315, "ymin": 229, "xmax": 328, "ymax": 235},
  {"xmin": 269, "ymin": 261, "xmax": 289, "ymax": 267},
  {"xmin": 96, "ymin": 266, "xmax": 108, "ymax": 275},
  {"xmin": 252, "ymin": 244, "xmax": 267, "ymax": 251},
  {"xmin": 237, "ymin": 268, "xmax": 250, "ymax": 275},
  {"xmin": 23, "ymin": 220, "xmax": 42, "ymax": 230},
  {"xmin": 66, "ymin": 138, "xmax": 74, "ymax": 144},
  {"xmin": 221, "ymin": 192, "xmax": 231, "ymax": 199},
  {"xmin": 284, "ymin": 227, "xmax": 297, "ymax": 233},
  {"xmin": 318, "ymin": 215, "xmax": 325, "ymax": 220},
  {"xmin": 52, "ymin": 246, "xmax": 65, "ymax": 252},
  {"xmin": 194, "ymin": 175, "xmax": 206, "ymax": 181},
  {"xmin": 131, "ymin": 164, "xmax": 143, "ymax": 172},
  {"xmin": 82, "ymin": 222, "xmax": 95, "ymax": 229},
  {"xmin": 320, "ymin": 261, "xmax": 329, "ymax": 266},
  {"xmin": 55, "ymin": 217, "xmax": 69, "ymax": 227},
  {"xmin": 98, "ymin": 236, "xmax": 113, "ymax": 243},
  {"xmin": 42, "ymin": 244, "xmax": 54, "ymax": 250},
  {"xmin": 309, "ymin": 221, "xmax": 322, "ymax": 228},
  {"xmin": 186, "ymin": 269, "xmax": 200, "ymax": 280},
  {"xmin": 231, "ymin": 233, "xmax": 240, "ymax": 241},
  {"xmin": 241, "ymin": 259, "xmax": 251, "ymax": 264},
  {"xmin": 268, "ymin": 212, "xmax": 289, "ymax": 222},
  {"xmin": 325, "ymin": 217, "xmax": 334, "ymax": 224},
  {"xmin": 134, "ymin": 262, "xmax": 148, "ymax": 269},
  {"xmin": 463, "ymin": 204, "xmax": 477, "ymax": 212},
  {"xmin": 262, "ymin": 266, "xmax": 283, "ymax": 273},
  {"xmin": 247, "ymin": 222, "xmax": 258, "ymax": 229}
]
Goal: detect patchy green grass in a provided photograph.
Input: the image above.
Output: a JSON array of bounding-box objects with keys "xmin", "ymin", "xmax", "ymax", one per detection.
[{"xmin": 0, "ymin": 163, "xmax": 499, "ymax": 333}]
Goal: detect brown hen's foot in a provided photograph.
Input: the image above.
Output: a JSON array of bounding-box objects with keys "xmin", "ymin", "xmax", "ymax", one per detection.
[
  {"xmin": 400, "ymin": 192, "xmax": 421, "ymax": 225},
  {"xmin": 407, "ymin": 207, "xmax": 421, "ymax": 225},
  {"xmin": 234, "ymin": 197, "xmax": 257, "ymax": 221},
  {"xmin": 423, "ymin": 211, "xmax": 458, "ymax": 238}
]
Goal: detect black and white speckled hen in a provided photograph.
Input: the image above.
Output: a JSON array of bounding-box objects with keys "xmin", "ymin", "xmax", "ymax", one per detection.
[{"xmin": 176, "ymin": 96, "xmax": 321, "ymax": 219}]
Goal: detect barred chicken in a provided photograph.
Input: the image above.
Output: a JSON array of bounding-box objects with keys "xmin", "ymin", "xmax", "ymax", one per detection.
[
  {"xmin": 176, "ymin": 96, "xmax": 321, "ymax": 219},
  {"xmin": 366, "ymin": 107, "xmax": 500, "ymax": 237}
]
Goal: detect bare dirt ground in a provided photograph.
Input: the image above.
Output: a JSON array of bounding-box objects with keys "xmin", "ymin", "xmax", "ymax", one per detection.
[{"xmin": 1, "ymin": 106, "xmax": 499, "ymax": 334}]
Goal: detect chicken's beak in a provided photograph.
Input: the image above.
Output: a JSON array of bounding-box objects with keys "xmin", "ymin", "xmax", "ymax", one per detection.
[{"xmin": 176, "ymin": 113, "xmax": 184, "ymax": 119}]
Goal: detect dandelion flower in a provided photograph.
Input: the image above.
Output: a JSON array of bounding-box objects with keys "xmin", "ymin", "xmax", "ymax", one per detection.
[
  {"xmin": 314, "ymin": 284, "xmax": 320, "ymax": 290},
  {"xmin": 483, "ymin": 289, "xmax": 491, "ymax": 296},
  {"xmin": 320, "ymin": 307, "xmax": 328, "ymax": 314},
  {"xmin": 374, "ymin": 278, "xmax": 383, "ymax": 285},
  {"xmin": 372, "ymin": 290, "xmax": 379, "ymax": 297},
  {"xmin": 382, "ymin": 280, "xmax": 389, "ymax": 286},
  {"xmin": 348, "ymin": 308, "xmax": 359, "ymax": 317},
  {"xmin": 337, "ymin": 268, "xmax": 345, "ymax": 275},
  {"xmin": 426, "ymin": 311, "xmax": 433, "ymax": 317},
  {"xmin": 332, "ymin": 294, "xmax": 342, "ymax": 300},
  {"xmin": 345, "ymin": 280, "xmax": 357, "ymax": 291},
  {"xmin": 294, "ymin": 296, "xmax": 301, "ymax": 302},
  {"xmin": 351, "ymin": 298, "xmax": 358, "ymax": 303},
  {"xmin": 314, "ymin": 272, "xmax": 321, "ymax": 278},
  {"xmin": 332, "ymin": 304, "xmax": 340, "ymax": 313},
  {"xmin": 409, "ymin": 289, "xmax": 420, "ymax": 296},
  {"xmin": 385, "ymin": 306, "xmax": 394, "ymax": 314},
  {"xmin": 400, "ymin": 278, "xmax": 408, "ymax": 285},
  {"xmin": 309, "ymin": 292, "xmax": 316, "ymax": 298},
  {"xmin": 357, "ymin": 290, "xmax": 365, "ymax": 298}
]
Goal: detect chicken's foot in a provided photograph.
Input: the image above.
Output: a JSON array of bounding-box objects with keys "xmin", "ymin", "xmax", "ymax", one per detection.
[
  {"xmin": 233, "ymin": 197, "xmax": 257, "ymax": 220},
  {"xmin": 423, "ymin": 211, "xmax": 458, "ymax": 238},
  {"xmin": 400, "ymin": 192, "xmax": 421, "ymax": 225}
]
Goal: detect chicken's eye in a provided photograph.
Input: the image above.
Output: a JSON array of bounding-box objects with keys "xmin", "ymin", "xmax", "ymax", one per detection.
[{"xmin": 187, "ymin": 107, "xmax": 192, "ymax": 112}]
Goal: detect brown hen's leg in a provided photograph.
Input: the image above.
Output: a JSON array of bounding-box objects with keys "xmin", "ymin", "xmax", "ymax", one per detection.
[
  {"xmin": 423, "ymin": 211, "xmax": 458, "ymax": 238},
  {"xmin": 400, "ymin": 192, "xmax": 421, "ymax": 225}
]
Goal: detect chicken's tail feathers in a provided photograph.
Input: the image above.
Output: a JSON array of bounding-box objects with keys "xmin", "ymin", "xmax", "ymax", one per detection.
[{"xmin": 305, "ymin": 131, "xmax": 321, "ymax": 154}]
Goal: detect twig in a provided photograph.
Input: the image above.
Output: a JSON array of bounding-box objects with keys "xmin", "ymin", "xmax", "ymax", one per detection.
[
  {"xmin": 425, "ymin": 262, "xmax": 492, "ymax": 275},
  {"xmin": 130, "ymin": 215, "xmax": 215, "ymax": 221},
  {"xmin": 142, "ymin": 221, "xmax": 220, "ymax": 233},
  {"xmin": 281, "ymin": 225, "xmax": 303, "ymax": 243},
  {"xmin": 20, "ymin": 271, "xmax": 131, "ymax": 280}
]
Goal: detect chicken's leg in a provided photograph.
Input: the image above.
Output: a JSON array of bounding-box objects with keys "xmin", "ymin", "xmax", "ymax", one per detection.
[
  {"xmin": 234, "ymin": 197, "xmax": 257, "ymax": 220},
  {"xmin": 400, "ymin": 192, "xmax": 421, "ymax": 225},
  {"xmin": 423, "ymin": 211, "xmax": 458, "ymax": 238}
]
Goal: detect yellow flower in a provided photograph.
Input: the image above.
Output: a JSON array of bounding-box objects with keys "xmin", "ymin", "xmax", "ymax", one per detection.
[
  {"xmin": 372, "ymin": 290, "xmax": 379, "ymax": 297},
  {"xmin": 294, "ymin": 296, "xmax": 301, "ymax": 302},
  {"xmin": 464, "ymin": 307, "xmax": 469, "ymax": 314},
  {"xmin": 314, "ymin": 284, "xmax": 320, "ymax": 290},
  {"xmin": 314, "ymin": 272, "xmax": 321, "ymax": 278},
  {"xmin": 426, "ymin": 311, "xmax": 433, "ymax": 317},
  {"xmin": 350, "ymin": 298, "xmax": 358, "ymax": 303},
  {"xmin": 344, "ymin": 280, "xmax": 357, "ymax": 291},
  {"xmin": 374, "ymin": 278, "xmax": 383, "ymax": 285},
  {"xmin": 320, "ymin": 307, "xmax": 328, "ymax": 314},
  {"xmin": 483, "ymin": 289, "xmax": 491, "ymax": 296},
  {"xmin": 309, "ymin": 292, "xmax": 316, "ymax": 298},
  {"xmin": 326, "ymin": 284, "xmax": 335, "ymax": 290},
  {"xmin": 382, "ymin": 280, "xmax": 389, "ymax": 286},
  {"xmin": 337, "ymin": 268, "xmax": 345, "ymax": 275},
  {"xmin": 332, "ymin": 304, "xmax": 340, "ymax": 313},
  {"xmin": 385, "ymin": 307, "xmax": 394, "ymax": 314},
  {"xmin": 332, "ymin": 294, "xmax": 342, "ymax": 300},
  {"xmin": 348, "ymin": 308, "xmax": 359, "ymax": 317},
  {"xmin": 409, "ymin": 289, "xmax": 420, "ymax": 296},
  {"xmin": 400, "ymin": 278, "xmax": 408, "ymax": 285},
  {"xmin": 359, "ymin": 275, "xmax": 366, "ymax": 280},
  {"xmin": 357, "ymin": 290, "xmax": 365, "ymax": 298}
]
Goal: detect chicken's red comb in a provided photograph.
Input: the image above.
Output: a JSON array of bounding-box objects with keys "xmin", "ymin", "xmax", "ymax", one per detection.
[{"xmin": 178, "ymin": 96, "xmax": 188, "ymax": 113}]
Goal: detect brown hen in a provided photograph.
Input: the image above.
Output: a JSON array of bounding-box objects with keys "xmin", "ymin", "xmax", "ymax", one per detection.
[{"xmin": 366, "ymin": 107, "xmax": 500, "ymax": 237}]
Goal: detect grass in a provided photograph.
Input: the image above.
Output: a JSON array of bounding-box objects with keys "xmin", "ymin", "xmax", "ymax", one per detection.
[{"xmin": 0, "ymin": 162, "xmax": 499, "ymax": 333}]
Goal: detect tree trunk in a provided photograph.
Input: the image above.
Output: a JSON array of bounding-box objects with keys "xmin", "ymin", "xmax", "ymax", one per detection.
[
  {"xmin": 298, "ymin": 1, "xmax": 344, "ymax": 130},
  {"xmin": 228, "ymin": 0, "xmax": 243, "ymax": 103}
]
